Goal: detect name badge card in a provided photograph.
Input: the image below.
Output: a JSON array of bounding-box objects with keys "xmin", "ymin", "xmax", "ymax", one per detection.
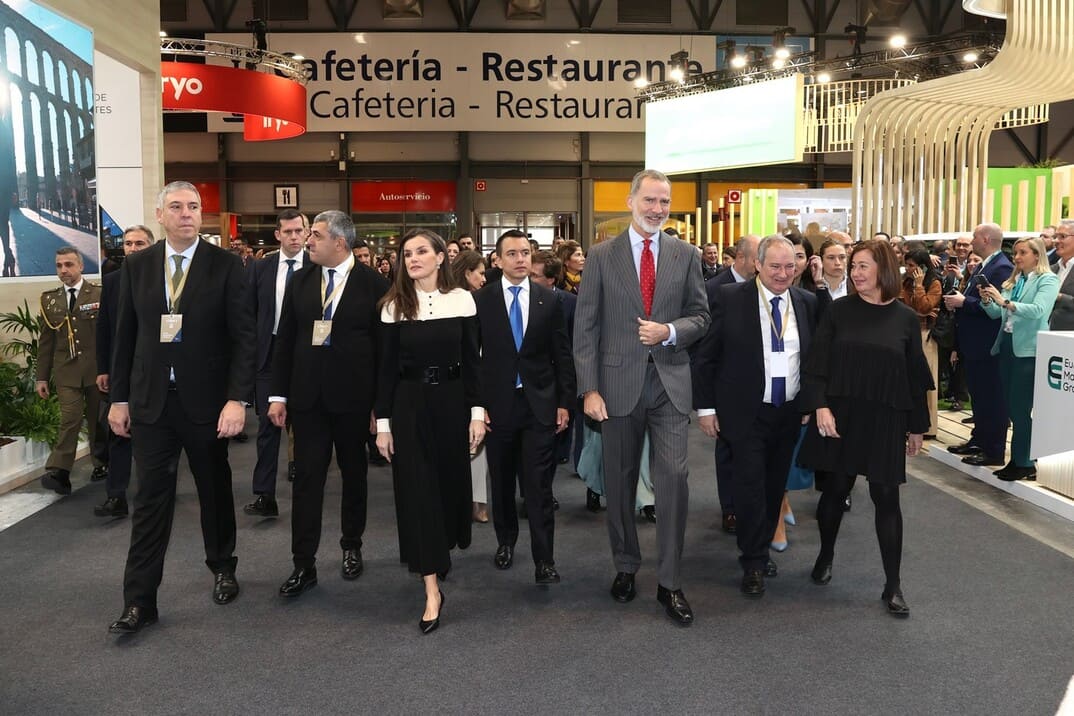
[
  {"xmin": 770, "ymin": 351, "xmax": 789, "ymax": 378},
  {"xmin": 160, "ymin": 314, "xmax": 183, "ymax": 343},
  {"xmin": 312, "ymin": 320, "xmax": 332, "ymax": 346}
]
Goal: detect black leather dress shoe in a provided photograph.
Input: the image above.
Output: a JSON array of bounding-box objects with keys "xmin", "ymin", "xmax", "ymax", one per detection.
[
  {"xmin": 843, "ymin": 493, "xmax": 852, "ymax": 512},
  {"xmin": 656, "ymin": 585, "xmax": 694, "ymax": 626},
  {"xmin": 764, "ymin": 560, "xmax": 778, "ymax": 577},
  {"xmin": 961, "ymin": 415, "xmax": 975, "ymax": 424},
  {"xmin": 640, "ymin": 505, "xmax": 656, "ymax": 523},
  {"xmin": 90, "ymin": 466, "xmax": 108, "ymax": 482},
  {"xmin": 552, "ymin": 496, "xmax": 560, "ymax": 511},
  {"xmin": 94, "ymin": 496, "xmax": 128, "ymax": 518},
  {"xmin": 610, "ymin": 572, "xmax": 636, "ymax": 603},
  {"xmin": 243, "ymin": 494, "xmax": 279, "ymax": 517},
  {"xmin": 287, "ymin": 461, "xmax": 296, "ymax": 482},
  {"xmin": 279, "ymin": 567, "xmax": 318, "ymax": 597},
  {"xmin": 212, "ymin": 571, "xmax": 239, "ymax": 605},
  {"xmin": 741, "ymin": 570, "xmax": 765, "ymax": 597},
  {"xmin": 721, "ymin": 512, "xmax": 737, "ymax": 534},
  {"xmin": 586, "ymin": 489, "xmax": 603, "ymax": 512},
  {"xmin": 494, "ymin": 544, "xmax": 513, "ymax": 570},
  {"xmin": 41, "ymin": 470, "xmax": 71, "ymax": 496},
  {"xmin": 995, "ymin": 465, "xmax": 1037, "ymax": 481},
  {"xmin": 535, "ymin": 562, "xmax": 561, "ymax": 584},
  {"xmin": 341, "ymin": 549, "xmax": 363, "ymax": 580},
  {"xmin": 881, "ymin": 586, "xmax": 910, "ymax": 617},
  {"xmin": 947, "ymin": 441, "xmax": 983, "ymax": 456},
  {"xmin": 108, "ymin": 605, "xmax": 158, "ymax": 634},
  {"xmin": 962, "ymin": 453, "xmax": 1005, "ymax": 467},
  {"xmin": 811, "ymin": 558, "xmax": 833, "ymax": 585}
]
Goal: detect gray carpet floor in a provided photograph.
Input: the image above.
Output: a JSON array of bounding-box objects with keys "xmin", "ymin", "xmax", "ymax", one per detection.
[{"xmin": 1, "ymin": 426, "xmax": 1073, "ymax": 715}]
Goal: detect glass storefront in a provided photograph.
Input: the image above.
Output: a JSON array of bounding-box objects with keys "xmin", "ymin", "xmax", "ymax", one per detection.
[{"xmin": 477, "ymin": 212, "xmax": 576, "ymax": 253}]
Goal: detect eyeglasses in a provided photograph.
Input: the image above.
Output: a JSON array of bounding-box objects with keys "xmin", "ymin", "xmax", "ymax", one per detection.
[{"xmin": 1055, "ymin": 232, "xmax": 1071, "ymax": 239}]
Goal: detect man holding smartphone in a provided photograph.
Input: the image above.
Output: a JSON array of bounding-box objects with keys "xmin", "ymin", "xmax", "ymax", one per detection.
[{"xmin": 942, "ymin": 224, "xmax": 1013, "ymax": 467}]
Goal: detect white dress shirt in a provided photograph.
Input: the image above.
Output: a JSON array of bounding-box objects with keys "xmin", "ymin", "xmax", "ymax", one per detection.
[
  {"xmin": 627, "ymin": 225, "xmax": 677, "ymax": 346},
  {"xmin": 321, "ymin": 254, "xmax": 354, "ymax": 318},
  {"xmin": 164, "ymin": 239, "xmax": 199, "ymax": 383},
  {"xmin": 757, "ymin": 282, "xmax": 801, "ymax": 404},
  {"xmin": 1057, "ymin": 256, "xmax": 1072, "ymax": 285},
  {"xmin": 64, "ymin": 278, "xmax": 84, "ymax": 308},
  {"xmin": 501, "ymin": 276, "xmax": 530, "ymax": 336},
  {"xmin": 273, "ymin": 251, "xmax": 304, "ymax": 334},
  {"xmin": 826, "ymin": 274, "xmax": 848, "ymax": 300}
]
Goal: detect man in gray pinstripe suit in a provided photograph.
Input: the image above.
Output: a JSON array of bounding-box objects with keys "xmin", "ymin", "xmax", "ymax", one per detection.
[{"xmin": 574, "ymin": 169, "xmax": 709, "ymax": 626}]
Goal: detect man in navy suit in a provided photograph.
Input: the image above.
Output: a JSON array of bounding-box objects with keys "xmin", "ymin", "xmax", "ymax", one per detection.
[
  {"xmin": 943, "ymin": 223, "xmax": 1014, "ymax": 467},
  {"xmin": 269, "ymin": 211, "xmax": 389, "ymax": 597},
  {"xmin": 530, "ymin": 250, "xmax": 578, "ymax": 467},
  {"xmin": 700, "ymin": 234, "xmax": 759, "ymax": 534},
  {"xmin": 476, "ymin": 231, "xmax": 575, "ymax": 583},
  {"xmin": 244, "ymin": 210, "xmax": 309, "ymax": 518},
  {"xmin": 93, "ymin": 225, "xmax": 155, "ymax": 518},
  {"xmin": 693, "ymin": 236, "xmax": 818, "ymax": 596}
]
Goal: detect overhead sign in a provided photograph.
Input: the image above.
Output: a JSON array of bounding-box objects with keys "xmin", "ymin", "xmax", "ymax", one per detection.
[
  {"xmin": 207, "ymin": 33, "xmax": 715, "ymax": 132},
  {"xmin": 161, "ymin": 61, "xmax": 307, "ymax": 140},
  {"xmin": 645, "ymin": 75, "xmax": 806, "ymax": 174},
  {"xmin": 351, "ymin": 181, "xmax": 457, "ymax": 213}
]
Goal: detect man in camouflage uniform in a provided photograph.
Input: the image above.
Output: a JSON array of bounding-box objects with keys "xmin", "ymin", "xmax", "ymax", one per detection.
[{"xmin": 37, "ymin": 247, "xmax": 106, "ymax": 495}]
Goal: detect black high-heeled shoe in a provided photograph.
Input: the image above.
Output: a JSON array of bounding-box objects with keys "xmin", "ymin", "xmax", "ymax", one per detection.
[
  {"xmin": 881, "ymin": 585, "xmax": 910, "ymax": 618},
  {"xmin": 419, "ymin": 590, "xmax": 444, "ymax": 634}
]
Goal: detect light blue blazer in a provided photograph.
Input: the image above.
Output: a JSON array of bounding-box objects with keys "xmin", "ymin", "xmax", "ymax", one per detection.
[{"xmin": 982, "ymin": 271, "xmax": 1060, "ymax": 357}]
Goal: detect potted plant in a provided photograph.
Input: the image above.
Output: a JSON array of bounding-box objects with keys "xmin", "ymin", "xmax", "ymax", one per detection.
[{"xmin": 0, "ymin": 300, "xmax": 60, "ymax": 471}]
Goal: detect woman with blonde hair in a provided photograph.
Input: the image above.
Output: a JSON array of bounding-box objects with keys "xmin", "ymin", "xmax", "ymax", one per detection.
[{"xmin": 978, "ymin": 237, "xmax": 1059, "ymax": 481}]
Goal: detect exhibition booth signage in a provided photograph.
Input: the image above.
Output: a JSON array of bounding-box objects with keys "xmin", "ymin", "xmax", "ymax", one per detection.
[
  {"xmin": 161, "ymin": 61, "xmax": 307, "ymax": 140},
  {"xmin": 351, "ymin": 181, "xmax": 456, "ymax": 213},
  {"xmin": 206, "ymin": 33, "xmax": 718, "ymax": 133}
]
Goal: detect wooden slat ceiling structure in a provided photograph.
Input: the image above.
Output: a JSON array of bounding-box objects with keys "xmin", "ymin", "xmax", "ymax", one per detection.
[{"xmin": 852, "ymin": 0, "xmax": 1074, "ymax": 235}]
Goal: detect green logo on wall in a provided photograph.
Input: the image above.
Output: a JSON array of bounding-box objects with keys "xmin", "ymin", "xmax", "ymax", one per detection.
[{"xmin": 1048, "ymin": 356, "xmax": 1063, "ymax": 390}]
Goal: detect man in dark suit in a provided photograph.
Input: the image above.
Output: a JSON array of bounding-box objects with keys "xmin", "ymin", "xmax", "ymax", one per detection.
[
  {"xmin": 107, "ymin": 181, "xmax": 255, "ymax": 634},
  {"xmin": 701, "ymin": 242, "xmax": 722, "ymax": 281},
  {"xmin": 268, "ymin": 211, "xmax": 389, "ymax": 598},
  {"xmin": 93, "ymin": 225, "xmax": 155, "ymax": 518},
  {"xmin": 700, "ymin": 233, "xmax": 759, "ymax": 535},
  {"xmin": 1050, "ymin": 221, "xmax": 1074, "ymax": 330},
  {"xmin": 574, "ymin": 170, "xmax": 709, "ymax": 626},
  {"xmin": 693, "ymin": 236, "xmax": 818, "ymax": 596},
  {"xmin": 243, "ymin": 210, "xmax": 310, "ymax": 518},
  {"xmin": 530, "ymin": 250, "xmax": 579, "ymax": 469},
  {"xmin": 476, "ymin": 231, "xmax": 575, "ymax": 584},
  {"xmin": 943, "ymin": 223, "xmax": 1014, "ymax": 467}
]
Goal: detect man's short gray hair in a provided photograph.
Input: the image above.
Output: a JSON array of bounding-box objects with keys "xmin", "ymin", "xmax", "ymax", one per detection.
[
  {"xmin": 757, "ymin": 235, "xmax": 795, "ymax": 264},
  {"xmin": 629, "ymin": 169, "xmax": 671, "ymax": 197},
  {"xmin": 123, "ymin": 225, "xmax": 156, "ymax": 243},
  {"xmin": 313, "ymin": 210, "xmax": 357, "ymax": 249},
  {"xmin": 156, "ymin": 181, "xmax": 201, "ymax": 210}
]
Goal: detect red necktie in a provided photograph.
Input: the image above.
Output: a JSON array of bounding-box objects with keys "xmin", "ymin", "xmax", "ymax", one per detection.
[{"xmin": 640, "ymin": 238, "xmax": 655, "ymax": 317}]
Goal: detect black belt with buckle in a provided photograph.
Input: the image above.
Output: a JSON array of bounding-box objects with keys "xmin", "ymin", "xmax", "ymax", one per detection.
[{"xmin": 400, "ymin": 363, "xmax": 461, "ymax": 385}]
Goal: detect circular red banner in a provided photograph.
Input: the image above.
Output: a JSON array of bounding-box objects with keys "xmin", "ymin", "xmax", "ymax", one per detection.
[{"xmin": 161, "ymin": 61, "xmax": 306, "ymax": 141}]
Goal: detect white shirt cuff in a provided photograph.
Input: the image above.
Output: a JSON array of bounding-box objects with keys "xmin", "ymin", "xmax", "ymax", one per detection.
[
  {"xmin": 268, "ymin": 396, "xmax": 287, "ymax": 404},
  {"xmin": 696, "ymin": 408, "xmax": 715, "ymax": 417},
  {"xmin": 471, "ymin": 407, "xmax": 486, "ymax": 422},
  {"xmin": 376, "ymin": 418, "xmax": 391, "ymax": 433},
  {"xmin": 662, "ymin": 323, "xmax": 677, "ymax": 346}
]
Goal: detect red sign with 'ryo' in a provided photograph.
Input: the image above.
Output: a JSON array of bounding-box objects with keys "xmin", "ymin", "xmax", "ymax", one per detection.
[
  {"xmin": 351, "ymin": 181, "xmax": 457, "ymax": 212},
  {"xmin": 160, "ymin": 61, "xmax": 307, "ymax": 141}
]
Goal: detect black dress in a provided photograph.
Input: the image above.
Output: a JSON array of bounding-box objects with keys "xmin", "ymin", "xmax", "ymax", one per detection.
[
  {"xmin": 376, "ymin": 288, "xmax": 482, "ymax": 576},
  {"xmin": 796, "ymin": 295, "xmax": 933, "ymax": 485}
]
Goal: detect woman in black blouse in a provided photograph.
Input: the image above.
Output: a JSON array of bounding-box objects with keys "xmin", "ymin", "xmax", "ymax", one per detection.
[{"xmin": 797, "ymin": 240, "xmax": 932, "ymax": 617}]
